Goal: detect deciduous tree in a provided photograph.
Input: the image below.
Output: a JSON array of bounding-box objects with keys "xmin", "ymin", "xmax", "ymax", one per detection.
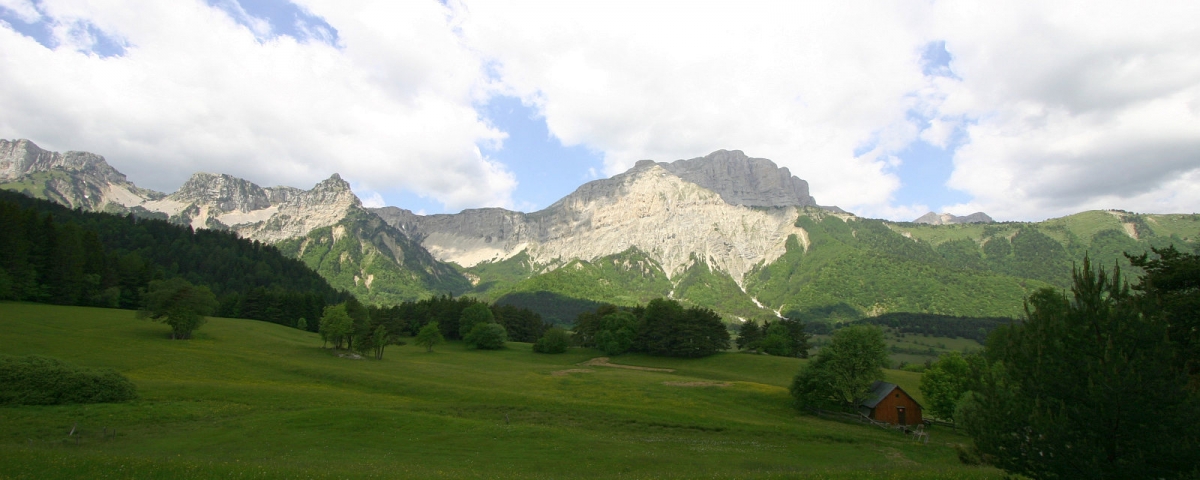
[
  {"xmin": 790, "ymin": 325, "xmax": 888, "ymax": 411},
  {"xmin": 415, "ymin": 321, "xmax": 444, "ymax": 352},
  {"xmin": 319, "ymin": 304, "xmax": 354, "ymax": 349},
  {"xmin": 138, "ymin": 277, "xmax": 217, "ymax": 340}
]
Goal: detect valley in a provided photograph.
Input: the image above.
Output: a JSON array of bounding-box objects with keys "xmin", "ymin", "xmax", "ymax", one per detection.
[{"xmin": 0, "ymin": 303, "xmax": 993, "ymax": 479}]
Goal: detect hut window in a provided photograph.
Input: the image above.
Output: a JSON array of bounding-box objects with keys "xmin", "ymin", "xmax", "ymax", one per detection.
[{"xmin": 895, "ymin": 393, "xmax": 899, "ymax": 398}]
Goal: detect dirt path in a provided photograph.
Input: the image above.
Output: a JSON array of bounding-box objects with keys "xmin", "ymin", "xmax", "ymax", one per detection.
[
  {"xmin": 662, "ymin": 381, "xmax": 731, "ymax": 387},
  {"xmin": 550, "ymin": 369, "xmax": 594, "ymax": 376},
  {"xmin": 577, "ymin": 357, "xmax": 675, "ymax": 372}
]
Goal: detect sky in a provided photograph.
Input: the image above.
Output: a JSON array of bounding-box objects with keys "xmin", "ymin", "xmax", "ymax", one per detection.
[{"xmin": 0, "ymin": 0, "xmax": 1197, "ymax": 221}]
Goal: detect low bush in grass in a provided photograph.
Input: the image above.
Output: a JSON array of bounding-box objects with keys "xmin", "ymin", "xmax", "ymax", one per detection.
[
  {"xmin": 0, "ymin": 355, "xmax": 137, "ymax": 405},
  {"xmin": 464, "ymin": 323, "xmax": 507, "ymax": 350},
  {"xmin": 533, "ymin": 327, "xmax": 570, "ymax": 353}
]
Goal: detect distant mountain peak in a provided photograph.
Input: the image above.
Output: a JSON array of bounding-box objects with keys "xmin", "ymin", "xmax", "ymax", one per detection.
[
  {"xmin": 913, "ymin": 211, "xmax": 994, "ymax": 225},
  {"xmin": 0, "ymin": 138, "xmax": 127, "ymax": 185},
  {"xmin": 647, "ymin": 150, "xmax": 818, "ymax": 208}
]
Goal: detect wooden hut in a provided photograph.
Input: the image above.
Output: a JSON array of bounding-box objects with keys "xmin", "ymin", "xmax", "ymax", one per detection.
[{"xmin": 859, "ymin": 381, "xmax": 923, "ymax": 426}]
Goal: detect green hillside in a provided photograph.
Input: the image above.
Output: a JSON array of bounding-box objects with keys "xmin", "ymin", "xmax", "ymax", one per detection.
[
  {"xmin": 275, "ymin": 209, "xmax": 471, "ymax": 305},
  {"xmin": 467, "ymin": 248, "xmax": 674, "ymax": 308},
  {"xmin": 0, "ymin": 303, "xmax": 996, "ymax": 479},
  {"xmin": 455, "ymin": 209, "xmax": 1198, "ymax": 326}
]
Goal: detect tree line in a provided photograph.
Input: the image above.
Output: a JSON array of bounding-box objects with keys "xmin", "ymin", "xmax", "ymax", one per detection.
[
  {"xmin": 573, "ymin": 298, "xmax": 730, "ymax": 358},
  {"xmin": 0, "ymin": 190, "xmax": 351, "ymax": 327}
]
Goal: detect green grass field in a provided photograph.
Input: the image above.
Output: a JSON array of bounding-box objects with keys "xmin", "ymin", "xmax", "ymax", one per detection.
[{"xmin": 0, "ymin": 303, "xmax": 997, "ymax": 479}]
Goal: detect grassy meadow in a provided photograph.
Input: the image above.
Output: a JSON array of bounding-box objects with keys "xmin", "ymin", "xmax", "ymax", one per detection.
[{"xmin": 0, "ymin": 303, "xmax": 997, "ymax": 479}]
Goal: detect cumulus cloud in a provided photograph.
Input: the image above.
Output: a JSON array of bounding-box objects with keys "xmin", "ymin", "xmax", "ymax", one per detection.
[
  {"xmin": 0, "ymin": 0, "xmax": 515, "ymax": 211},
  {"xmin": 2, "ymin": 0, "xmax": 1195, "ymax": 220},
  {"xmin": 457, "ymin": 0, "xmax": 939, "ymax": 214},
  {"xmin": 930, "ymin": 1, "xmax": 1200, "ymax": 220}
]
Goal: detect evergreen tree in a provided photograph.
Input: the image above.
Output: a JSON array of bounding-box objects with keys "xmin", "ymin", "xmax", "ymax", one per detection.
[
  {"xmin": 736, "ymin": 320, "xmax": 762, "ymax": 352},
  {"xmin": 961, "ymin": 257, "xmax": 1200, "ymax": 478}
]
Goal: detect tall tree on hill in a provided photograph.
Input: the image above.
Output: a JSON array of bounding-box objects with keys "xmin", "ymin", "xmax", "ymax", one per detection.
[
  {"xmin": 138, "ymin": 277, "xmax": 218, "ymax": 340},
  {"xmin": 319, "ymin": 304, "xmax": 354, "ymax": 349},
  {"xmin": 790, "ymin": 325, "xmax": 889, "ymax": 411},
  {"xmin": 960, "ymin": 257, "xmax": 1200, "ymax": 478},
  {"xmin": 736, "ymin": 320, "xmax": 762, "ymax": 352}
]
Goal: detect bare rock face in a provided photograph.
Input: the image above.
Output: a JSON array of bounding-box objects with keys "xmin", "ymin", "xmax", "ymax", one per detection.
[
  {"xmin": 655, "ymin": 150, "xmax": 818, "ymax": 208},
  {"xmin": 913, "ymin": 211, "xmax": 994, "ymax": 225},
  {"xmin": 373, "ymin": 153, "xmax": 815, "ymax": 286},
  {"xmin": 170, "ymin": 173, "xmax": 300, "ymax": 214},
  {"xmin": 143, "ymin": 172, "xmax": 360, "ymax": 242},
  {"xmin": 0, "ymin": 139, "xmax": 164, "ymax": 210},
  {"xmin": 237, "ymin": 174, "xmax": 361, "ymax": 244}
]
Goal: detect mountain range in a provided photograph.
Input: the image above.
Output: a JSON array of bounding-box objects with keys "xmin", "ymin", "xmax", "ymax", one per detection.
[{"xmin": 3, "ymin": 138, "xmax": 1197, "ymax": 325}]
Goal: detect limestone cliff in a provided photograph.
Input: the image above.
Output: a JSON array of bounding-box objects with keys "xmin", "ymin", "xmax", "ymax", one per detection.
[
  {"xmin": 373, "ymin": 154, "xmax": 815, "ymax": 288},
  {"xmin": 0, "ymin": 139, "xmax": 163, "ymax": 210}
]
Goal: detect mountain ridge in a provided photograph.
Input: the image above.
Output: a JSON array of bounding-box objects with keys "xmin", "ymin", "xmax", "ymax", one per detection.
[{"xmin": 4, "ymin": 138, "xmax": 1197, "ymax": 325}]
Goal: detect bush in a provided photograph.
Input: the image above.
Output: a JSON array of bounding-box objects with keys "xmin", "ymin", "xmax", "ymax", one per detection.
[
  {"xmin": 0, "ymin": 355, "xmax": 137, "ymax": 405},
  {"xmin": 464, "ymin": 323, "xmax": 507, "ymax": 350},
  {"xmin": 533, "ymin": 327, "xmax": 570, "ymax": 354}
]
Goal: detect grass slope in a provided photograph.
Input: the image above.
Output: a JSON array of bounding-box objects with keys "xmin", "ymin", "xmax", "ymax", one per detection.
[
  {"xmin": 0, "ymin": 303, "xmax": 995, "ymax": 479},
  {"xmin": 275, "ymin": 209, "xmax": 471, "ymax": 304}
]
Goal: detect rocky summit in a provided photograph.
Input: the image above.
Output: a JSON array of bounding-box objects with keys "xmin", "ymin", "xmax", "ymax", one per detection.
[
  {"xmin": 372, "ymin": 152, "xmax": 824, "ymax": 286},
  {"xmin": 0, "ymin": 139, "xmax": 164, "ymax": 211},
  {"xmin": 913, "ymin": 211, "xmax": 994, "ymax": 225}
]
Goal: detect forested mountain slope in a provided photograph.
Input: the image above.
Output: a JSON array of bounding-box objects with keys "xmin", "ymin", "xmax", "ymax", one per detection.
[{"xmin": 0, "ymin": 190, "xmax": 351, "ymax": 327}]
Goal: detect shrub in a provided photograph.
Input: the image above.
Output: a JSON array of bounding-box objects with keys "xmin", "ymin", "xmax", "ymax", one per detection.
[
  {"xmin": 0, "ymin": 355, "xmax": 137, "ymax": 405},
  {"xmin": 533, "ymin": 327, "xmax": 570, "ymax": 354},
  {"xmin": 464, "ymin": 323, "xmax": 507, "ymax": 350}
]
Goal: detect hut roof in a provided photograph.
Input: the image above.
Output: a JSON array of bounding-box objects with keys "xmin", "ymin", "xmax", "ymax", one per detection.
[{"xmin": 859, "ymin": 381, "xmax": 923, "ymax": 409}]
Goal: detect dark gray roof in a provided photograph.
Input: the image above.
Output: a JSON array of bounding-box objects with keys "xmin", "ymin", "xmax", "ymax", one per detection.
[
  {"xmin": 859, "ymin": 381, "xmax": 898, "ymax": 408},
  {"xmin": 860, "ymin": 380, "xmax": 924, "ymax": 410}
]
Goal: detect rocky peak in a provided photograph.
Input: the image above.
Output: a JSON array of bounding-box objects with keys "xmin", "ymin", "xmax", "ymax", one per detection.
[
  {"xmin": 171, "ymin": 172, "xmax": 273, "ymax": 213},
  {"xmin": 655, "ymin": 150, "xmax": 818, "ymax": 208},
  {"xmin": 913, "ymin": 211, "xmax": 994, "ymax": 225},
  {"xmin": 300, "ymin": 173, "xmax": 360, "ymax": 208},
  {"xmin": 0, "ymin": 139, "xmax": 127, "ymax": 184}
]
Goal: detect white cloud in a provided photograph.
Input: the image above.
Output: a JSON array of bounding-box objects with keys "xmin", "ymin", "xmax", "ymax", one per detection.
[
  {"xmin": 358, "ymin": 190, "xmax": 386, "ymax": 209},
  {"xmin": 931, "ymin": 1, "xmax": 1200, "ymax": 220},
  {"xmin": 3, "ymin": 0, "xmax": 1196, "ymax": 220},
  {"xmin": 0, "ymin": 0, "xmax": 40, "ymax": 22},
  {"xmin": 0, "ymin": 0, "xmax": 516, "ymax": 211},
  {"xmin": 458, "ymin": 0, "xmax": 938, "ymax": 213}
]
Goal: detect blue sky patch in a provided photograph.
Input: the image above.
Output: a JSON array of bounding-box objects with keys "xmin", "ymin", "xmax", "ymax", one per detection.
[
  {"xmin": 479, "ymin": 95, "xmax": 605, "ymax": 212},
  {"xmin": 0, "ymin": 4, "xmax": 127, "ymax": 57},
  {"xmin": 920, "ymin": 40, "xmax": 956, "ymax": 78},
  {"xmin": 208, "ymin": 0, "xmax": 339, "ymax": 45}
]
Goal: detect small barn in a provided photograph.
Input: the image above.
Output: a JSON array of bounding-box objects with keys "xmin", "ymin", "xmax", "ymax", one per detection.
[{"xmin": 859, "ymin": 381, "xmax": 923, "ymax": 426}]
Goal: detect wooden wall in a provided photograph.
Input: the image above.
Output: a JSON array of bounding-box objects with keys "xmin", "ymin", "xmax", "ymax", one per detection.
[{"xmin": 870, "ymin": 388, "xmax": 923, "ymax": 425}]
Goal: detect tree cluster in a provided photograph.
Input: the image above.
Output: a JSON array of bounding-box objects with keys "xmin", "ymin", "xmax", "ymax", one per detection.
[
  {"xmin": 0, "ymin": 191, "xmax": 351, "ymax": 330},
  {"xmin": 736, "ymin": 317, "xmax": 811, "ymax": 357},
  {"xmin": 318, "ymin": 300, "xmax": 403, "ymax": 359},
  {"xmin": 574, "ymin": 299, "xmax": 731, "ymax": 358},
  {"xmin": 367, "ymin": 295, "xmax": 548, "ymax": 343},
  {"xmin": 952, "ymin": 251, "xmax": 1200, "ymax": 478}
]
